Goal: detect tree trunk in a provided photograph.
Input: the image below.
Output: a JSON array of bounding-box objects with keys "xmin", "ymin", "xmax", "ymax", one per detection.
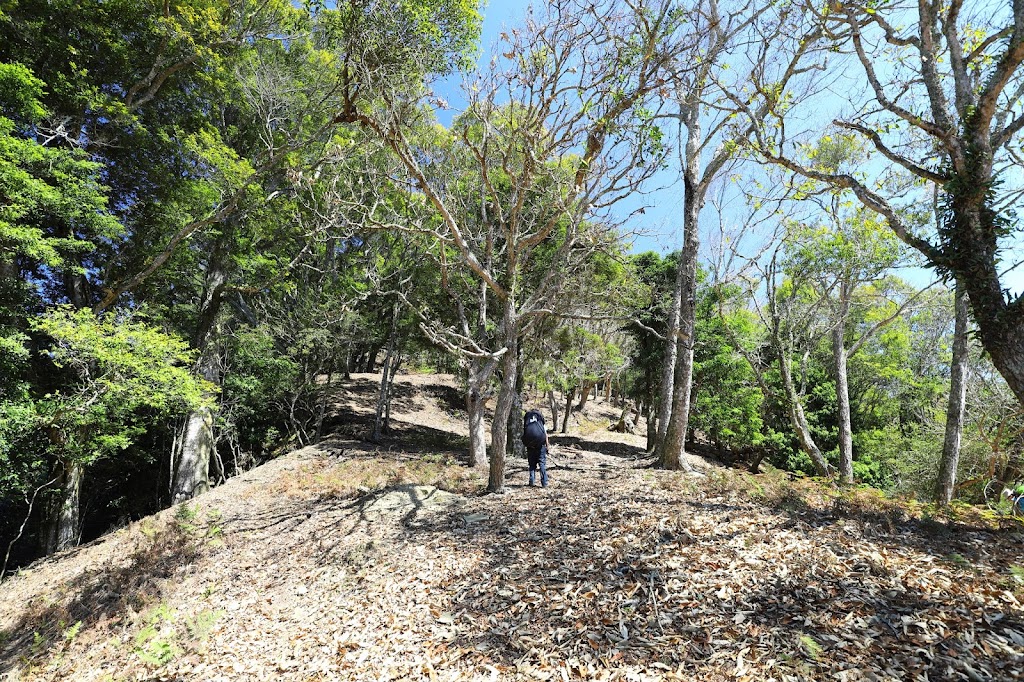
[
  {"xmin": 577, "ymin": 381, "xmax": 594, "ymax": 411},
  {"xmin": 172, "ymin": 398, "xmax": 215, "ymax": 502},
  {"xmin": 658, "ymin": 348, "xmax": 694, "ymax": 471},
  {"xmin": 488, "ymin": 332, "xmax": 518, "ymax": 494},
  {"xmin": 547, "ymin": 388, "xmax": 560, "ymax": 432},
  {"xmin": 936, "ymin": 285, "xmax": 970, "ymax": 505},
  {"xmin": 38, "ymin": 244, "xmax": 93, "ymax": 553},
  {"xmin": 945, "ymin": 144, "xmax": 1024, "ymax": 408},
  {"xmin": 316, "ymin": 360, "xmax": 334, "ymax": 442},
  {"xmin": 561, "ymin": 387, "xmax": 575, "ymax": 434},
  {"xmin": 363, "ymin": 348, "xmax": 377, "ymax": 373},
  {"xmin": 172, "ymin": 352, "xmax": 219, "ymax": 502},
  {"xmin": 372, "ymin": 303, "xmax": 400, "ymax": 442},
  {"xmin": 385, "ymin": 352, "xmax": 401, "ymax": 430},
  {"xmin": 654, "ymin": 263, "xmax": 684, "ymax": 452},
  {"xmin": 40, "ymin": 457, "xmax": 82, "ymax": 555},
  {"xmin": 172, "ymin": 231, "xmax": 230, "ymax": 502},
  {"xmin": 645, "ymin": 406, "xmax": 657, "ymax": 452},
  {"xmin": 612, "ymin": 400, "xmax": 634, "ymax": 433},
  {"xmin": 778, "ymin": 344, "xmax": 833, "ymax": 477},
  {"xmin": 833, "ymin": 296, "xmax": 855, "ymax": 484},
  {"xmin": 507, "ymin": 346, "xmax": 525, "ymax": 461},
  {"xmin": 466, "ymin": 359, "xmax": 490, "ymax": 468},
  {"xmin": 656, "ymin": 159, "xmax": 701, "ymax": 471}
]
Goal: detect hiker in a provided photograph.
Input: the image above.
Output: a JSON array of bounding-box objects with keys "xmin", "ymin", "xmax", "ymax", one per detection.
[{"xmin": 522, "ymin": 408, "xmax": 549, "ymax": 487}]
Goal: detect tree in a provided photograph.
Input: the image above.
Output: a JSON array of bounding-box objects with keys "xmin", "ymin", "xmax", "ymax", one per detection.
[
  {"xmin": 31, "ymin": 308, "xmax": 209, "ymax": 553},
  {"xmin": 0, "ymin": 61, "xmax": 132, "ymax": 555},
  {"xmin": 738, "ymin": 0, "xmax": 1024, "ymax": 409},
  {"xmin": 785, "ymin": 205, "xmax": 907, "ymax": 483},
  {"xmin": 343, "ymin": 0, "xmax": 683, "ymax": 492},
  {"xmin": 650, "ymin": 0, "xmax": 828, "ymax": 471},
  {"xmin": 552, "ymin": 325, "xmax": 626, "ymax": 433},
  {"xmin": 622, "ymin": 252, "xmax": 676, "ymax": 452},
  {"xmin": 763, "ymin": 255, "xmax": 835, "ymax": 477},
  {"xmin": 690, "ymin": 280, "xmax": 768, "ymax": 463}
]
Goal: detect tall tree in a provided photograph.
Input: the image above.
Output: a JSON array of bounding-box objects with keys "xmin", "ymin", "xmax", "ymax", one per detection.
[
  {"xmin": 622, "ymin": 252, "xmax": 676, "ymax": 452},
  {"xmin": 785, "ymin": 205, "xmax": 907, "ymax": 483},
  {"xmin": 33, "ymin": 308, "xmax": 209, "ymax": 553},
  {"xmin": 343, "ymin": 0, "xmax": 683, "ymax": 492},
  {"xmin": 0, "ymin": 61, "xmax": 127, "ymax": 557},
  {"xmin": 651, "ymin": 0, "xmax": 827, "ymax": 470},
  {"xmin": 738, "ymin": 0, "xmax": 1024, "ymax": 408}
]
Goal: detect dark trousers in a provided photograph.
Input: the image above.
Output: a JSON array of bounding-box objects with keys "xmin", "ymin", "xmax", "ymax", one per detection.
[{"xmin": 527, "ymin": 444, "xmax": 548, "ymax": 486}]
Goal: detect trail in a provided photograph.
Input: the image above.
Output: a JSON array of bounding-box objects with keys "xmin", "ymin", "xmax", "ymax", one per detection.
[{"xmin": 1, "ymin": 374, "xmax": 1021, "ymax": 681}]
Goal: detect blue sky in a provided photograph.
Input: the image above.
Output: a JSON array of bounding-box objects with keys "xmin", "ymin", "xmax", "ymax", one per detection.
[{"xmin": 430, "ymin": 0, "xmax": 1013, "ymax": 295}]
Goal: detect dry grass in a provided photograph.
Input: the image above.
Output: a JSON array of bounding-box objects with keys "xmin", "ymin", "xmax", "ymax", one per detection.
[
  {"xmin": 694, "ymin": 465, "xmax": 1024, "ymax": 535},
  {"xmin": 266, "ymin": 455, "xmax": 487, "ymax": 501}
]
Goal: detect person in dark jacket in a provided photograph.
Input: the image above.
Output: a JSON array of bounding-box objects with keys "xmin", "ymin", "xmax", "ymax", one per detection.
[{"xmin": 522, "ymin": 408, "xmax": 549, "ymax": 487}]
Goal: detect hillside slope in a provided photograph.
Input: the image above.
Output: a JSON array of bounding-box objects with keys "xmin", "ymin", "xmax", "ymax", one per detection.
[{"xmin": 1, "ymin": 374, "xmax": 1022, "ymax": 681}]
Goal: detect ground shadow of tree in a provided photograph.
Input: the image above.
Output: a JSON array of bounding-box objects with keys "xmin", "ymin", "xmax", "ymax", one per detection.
[
  {"xmin": 402, "ymin": 488, "xmax": 1024, "ymax": 679},
  {"xmin": 324, "ymin": 422, "xmax": 472, "ymax": 465},
  {"xmin": 0, "ymin": 521, "xmax": 202, "ymax": 674},
  {"xmin": 551, "ymin": 435, "xmax": 648, "ymax": 462},
  {"xmin": 748, "ymin": 485, "xmax": 1024, "ymax": 562},
  {"xmin": 329, "ymin": 379, "xmax": 466, "ymax": 421}
]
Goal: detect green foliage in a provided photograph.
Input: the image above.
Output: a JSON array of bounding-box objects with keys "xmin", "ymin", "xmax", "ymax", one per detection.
[
  {"xmin": 0, "ymin": 0, "xmax": 486, "ymax": 566},
  {"xmin": 173, "ymin": 503, "xmax": 223, "ymax": 546},
  {"xmin": 621, "ymin": 251, "xmax": 676, "ymax": 410},
  {"xmin": 0, "ymin": 61, "xmax": 119, "ymax": 366},
  {"xmin": 221, "ymin": 325, "xmax": 303, "ymax": 452},
  {"xmin": 173, "ymin": 503, "xmax": 200, "ymax": 532},
  {"xmin": 134, "ymin": 603, "xmax": 179, "ymax": 667},
  {"xmin": 31, "ymin": 307, "xmax": 212, "ymax": 467},
  {"xmin": 798, "ymin": 633, "xmax": 823, "ymax": 660},
  {"xmin": 62, "ymin": 620, "xmax": 82, "ymax": 643},
  {"xmin": 0, "ymin": 400, "xmax": 46, "ymax": 498},
  {"xmin": 184, "ymin": 609, "xmax": 223, "ymax": 642},
  {"xmin": 552, "ymin": 325, "xmax": 624, "ymax": 392},
  {"xmin": 692, "ymin": 284, "xmax": 767, "ymax": 452},
  {"xmin": 323, "ymin": 0, "xmax": 481, "ymax": 77}
]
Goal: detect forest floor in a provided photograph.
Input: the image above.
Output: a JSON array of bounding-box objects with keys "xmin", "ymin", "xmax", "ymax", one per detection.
[{"xmin": 1, "ymin": 373, "xmax": 1023, "ymax": 681}]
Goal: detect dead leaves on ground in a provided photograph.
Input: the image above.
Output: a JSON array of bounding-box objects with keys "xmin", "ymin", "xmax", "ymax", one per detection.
[
  {"xmin": 419, "ymin": 471, "xmax": 1024, "ymax": 681},
  {"xmin": 5, "ymin": 453, "xmax": 1023, "ymax": 681}
]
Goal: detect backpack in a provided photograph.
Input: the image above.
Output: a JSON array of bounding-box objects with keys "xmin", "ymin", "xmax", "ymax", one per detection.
[{"xmin": 522, "ymin": 410, "xmax": 547, "ymax": 448}]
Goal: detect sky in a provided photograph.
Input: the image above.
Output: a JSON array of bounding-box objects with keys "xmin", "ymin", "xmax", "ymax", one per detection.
[{"xmin": 431, "ymin": 0, "xmax": 1019, "ymax": 294}]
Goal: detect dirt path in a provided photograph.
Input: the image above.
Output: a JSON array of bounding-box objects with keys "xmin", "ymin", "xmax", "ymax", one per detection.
[{"xmin": 2, "ymin": 374, "xmax": 1022, "ymax": 681}]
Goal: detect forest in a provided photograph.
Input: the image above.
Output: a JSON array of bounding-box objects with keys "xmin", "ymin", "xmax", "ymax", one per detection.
[{"xmin": 2, "ymin": 0, "xmax": 1024, "ymax": 580}]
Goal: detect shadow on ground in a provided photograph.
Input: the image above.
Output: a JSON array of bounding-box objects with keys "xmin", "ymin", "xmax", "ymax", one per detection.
[
  {"xmin": 401, "ymin": 485, "xmax": 1024, "ymax": 679},
  {"xmin": 550, "ymin": 435, "xmax": 648, "ymax": 462},
  {"xmin": 0, "ymin": 522, "xmax": 202, "ymax": 673}
]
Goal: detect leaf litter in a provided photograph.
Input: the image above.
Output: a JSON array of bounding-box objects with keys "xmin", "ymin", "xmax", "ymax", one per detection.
[{"xmin": 1, "ymin": 373, "xmax": 1021, "ymax": 681}]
